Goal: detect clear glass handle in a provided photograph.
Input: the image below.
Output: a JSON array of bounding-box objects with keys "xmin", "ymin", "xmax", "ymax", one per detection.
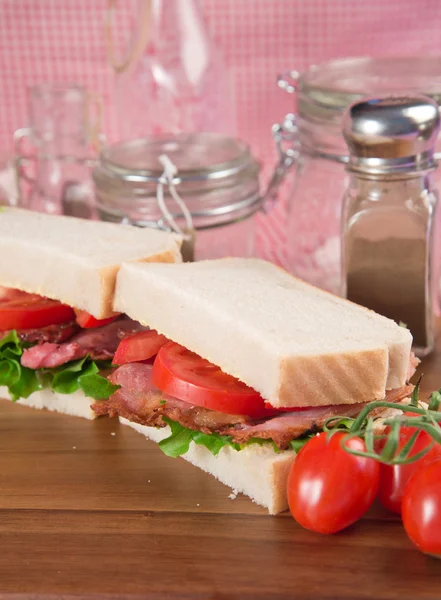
[{"xmin": 13, "ymin": 128, "xmax": 36, "ymax": 207}]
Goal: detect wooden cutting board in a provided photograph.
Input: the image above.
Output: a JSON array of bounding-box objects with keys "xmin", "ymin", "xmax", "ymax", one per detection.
[{"xmin": 1, "ymin": 344, "xmax": 441, "ymax": 598}]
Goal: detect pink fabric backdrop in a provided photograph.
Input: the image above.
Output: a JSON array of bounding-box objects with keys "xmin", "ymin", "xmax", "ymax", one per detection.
[{"xmin": 1, "ymin": 0, "xmax": 441, "ymax": 264}]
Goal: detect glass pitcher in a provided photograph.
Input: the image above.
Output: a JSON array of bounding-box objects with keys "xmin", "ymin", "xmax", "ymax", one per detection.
[
  {"xmin": 14, "ymin": 83, "xmax": 102, "ymax": 217},
  {"xmin": 105, "ymin": 0, "xmax": 234, "ymax": 140}
]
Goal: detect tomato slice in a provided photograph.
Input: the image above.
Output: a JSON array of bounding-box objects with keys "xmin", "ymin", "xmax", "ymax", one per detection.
[
  {"xmin": 113, "ymin": 330, "xmax": 169, "ymax": 365},
  {"xmin": 75, "ymin": 310, "xmax": 118, "ymax": 329},
  {"xmin": 0, "ymin": 289, "xmax": 75, "ymax": 331},
  {"xmin": 151, "ymin": 342, "xmax": 281, "ymax": 418}
]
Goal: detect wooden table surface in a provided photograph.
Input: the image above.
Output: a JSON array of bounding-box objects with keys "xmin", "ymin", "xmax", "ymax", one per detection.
[{"xmin": 1, "ymin": 349, "xmax": 441, "ymax": 599}]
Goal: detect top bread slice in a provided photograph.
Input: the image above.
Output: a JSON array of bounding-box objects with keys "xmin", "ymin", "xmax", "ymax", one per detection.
[
  {"xmin": 0, "ymin": 208, "xmax": 182, "ymax": 318},
  {"xmin": 114, "ymin": 258, "xmax": 412, "ymax": 408}
]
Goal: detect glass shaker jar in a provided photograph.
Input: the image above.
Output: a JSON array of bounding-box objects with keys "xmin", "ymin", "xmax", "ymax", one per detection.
[
  {"xmin": 92, "ymin": 132, "xmax": 261, "ymax": 260},
  {"xmin": 341, "ymin": 95, "xmax": 440, "ymax": 356},
  {"xmin": 278, "ymin": 56, "xmax": 441, "ymax": 294}
]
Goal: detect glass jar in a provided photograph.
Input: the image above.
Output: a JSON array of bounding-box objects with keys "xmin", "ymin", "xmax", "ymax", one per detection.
[
  {"xmin": 341, "ymin": 95, "xmax": 440, "ymax": 355},
  {"xmin": 14, "ymin": 83, "xmax": 102, "ymax": 217},
  {"xmin": 92, "ymin": 132, "xmax": 261, "ymax": 260},
  {"xmin": 279, "ymin": 56, "xmax": 441, "ymax": 294}
]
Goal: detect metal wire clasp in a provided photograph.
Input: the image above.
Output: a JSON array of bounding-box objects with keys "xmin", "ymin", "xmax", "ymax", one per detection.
[{"xmin": 262, "ymin": 113, "xmax": 299, "ymax": 212}]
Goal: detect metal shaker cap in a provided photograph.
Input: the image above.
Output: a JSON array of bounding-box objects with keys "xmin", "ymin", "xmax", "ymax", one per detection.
[{"xmin": 343, "ymin": 95, "xmax": 440, "ymax": 174}]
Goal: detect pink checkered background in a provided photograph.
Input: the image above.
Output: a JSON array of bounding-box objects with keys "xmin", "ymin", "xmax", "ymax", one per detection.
[{"xmin": 1, "ymin": 0, "xmax": 441, "ymax": 264}]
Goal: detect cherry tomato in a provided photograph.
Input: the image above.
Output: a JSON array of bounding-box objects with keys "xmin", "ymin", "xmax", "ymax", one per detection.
[
  {"xmin": 378, "ymin": 418, "xmax": 441, "ymax": 514},
  {"xmin": 75, "ymin": 310, "xmax": 119, "ymax": 329},
  {"xmin": 113, "ymin": 330, "xmax": 169, "ymax": 365},
  {"xmin": 0, "ymin": 289, "xmax": 75, "ymax": 331},
  {"xmin": 287, "ymin": 431, "xmax": 380, "ymax": 534},
  {"xmin": 402, "ymin": 459, "xmax": 441, "ymax": 558},
  {"xmin": 152, "ymin": 342, "xmax": 281, "ymax": 418}
]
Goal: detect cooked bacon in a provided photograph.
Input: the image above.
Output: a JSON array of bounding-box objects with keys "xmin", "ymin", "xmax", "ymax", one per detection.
[
  {"xmin": 15, "ymin": 321, "xmax": 79, "ymax": 344},
  {"xmin": 93, "ymin": 362, "xmax": 414, "ymax": 448},
  {"xmin": 21, "ymin": 317, "xmax": 147, "ymax": 369},
  {"xmin": 21, "ymin": 341, "xmax": 85, "ymax": 369},
  {"xmin": 94, "ymin": 363, "xmax": 247, "ymax": 431},
  {"xmin": 224, "ymin": 384, "xmax": 414, "ymax": 449},
  {"xmin": 72, "ymin": 318, "xmax": 147, "ymax": 358}
]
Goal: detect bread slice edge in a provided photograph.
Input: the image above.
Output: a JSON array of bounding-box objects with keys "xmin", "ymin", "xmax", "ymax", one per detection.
[
  {"xmin": 0, "ymin": 387, "xmax": 97, "ymax": 420},
  {"xmin": 119, "ymin": 417, "xmax": 296, "ymax": 514}
]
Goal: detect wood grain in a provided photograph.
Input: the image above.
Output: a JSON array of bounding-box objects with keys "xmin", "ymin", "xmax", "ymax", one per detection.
[{"xmin": 0, "ymin": 345, "xmax": 440, "ymax": 598}]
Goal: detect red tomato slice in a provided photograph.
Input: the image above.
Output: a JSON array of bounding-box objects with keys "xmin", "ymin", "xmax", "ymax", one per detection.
[
  {"xmin": 402, "ymin": 458, "xmax": 441, "ymax": 558},
  {"xmin": 0, "ymin": 290, "xmax": 75, "ymax": 331},
  {"xmin": 75, "ymin": 310, "xmax": 118, "ymax": 329},
  {"xmin": 152, "ymin": 342, "xmax": 281, "ymax": 418},
  {"xmin": 378, "ymin": 415, "xmax": 441, "ymax": 515},
  {"xmin": 287, "ymin": 431, "xmax": 380, "ymax": 534},
  {"xmin": 113, "ymin": 330, "xmax": 169, "ymax": 365}
]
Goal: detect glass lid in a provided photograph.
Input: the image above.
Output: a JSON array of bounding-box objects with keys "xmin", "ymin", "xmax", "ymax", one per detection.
[
  {"xmin": 297, "ymin": 56, "xmax": 441, "ymax": 119},
  {"xmin": 99, "ymin": 132, "xmax": 255, "ymax": 183}
]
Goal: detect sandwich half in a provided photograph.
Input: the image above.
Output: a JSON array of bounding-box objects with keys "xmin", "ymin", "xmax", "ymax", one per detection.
[
  {"xmin": 95, "ymin": 258, "xmax": 417, "ymax": 513},
  {"xmin": 0, "ymin": 208, "xmax": 182, "ymax": 418}
]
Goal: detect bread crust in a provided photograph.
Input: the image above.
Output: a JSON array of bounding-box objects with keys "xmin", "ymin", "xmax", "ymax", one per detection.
[
  {"xmin": 0, "ymin": 208, "xmax": 182, "ymax": 318},
  {"xmin": 114, "ymin": 259, "xmax": 412, "ymax": 407},
  {"xmin": 277, "ymin": 347, "xmax": 389, "ymax": 407}
]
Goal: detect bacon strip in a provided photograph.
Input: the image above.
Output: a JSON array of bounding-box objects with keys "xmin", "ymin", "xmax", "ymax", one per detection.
[
  {"xmin": 93, "ymin": 362, "xmax": 414, "ymax": 449},
  {"xmin": 21, "ymin": 318, "xmax": 147, "ymax": 369},
  {"xmin": 15, "ymin": 321, "xmax": 79, "ymax": 344},
  {"xmin": 224, "ymin": 384, "xmax": 414, "ymax": 449},
  {"xmin": 93, "ymin": 363, "xmax": 247, "ymax": 431}
]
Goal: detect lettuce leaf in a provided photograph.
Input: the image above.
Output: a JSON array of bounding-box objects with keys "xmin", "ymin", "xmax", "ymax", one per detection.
[
  {"xmin": 0, "ymin": 331, "xmax": 41, "ymax": 400},
  {"xmin": 290, "ymin": 434, "xmax": 316, "ymax": 453},
  {"xmin": 159, "ymin": 417, "xmax": 243, "ymax": 458},
  {"xmin": 40, "ymin": 356, "xmax": 119, "ymax": 399},
  {"xmin": 0, "ymin": 332, "xmax": 118, "ymax": 401},
  {"xmin": 158, "ymin": 417, "xmax": 287, "ymax": 458},
  {"xmin": 159, "ymin": 417, "xmax": 194, "ymax": 457}
]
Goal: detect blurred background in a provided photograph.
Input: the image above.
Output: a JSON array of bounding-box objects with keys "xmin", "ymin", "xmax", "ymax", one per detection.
[{"xmin": 2, "ymin": 0, "xmax": 441, "ymax": 266}]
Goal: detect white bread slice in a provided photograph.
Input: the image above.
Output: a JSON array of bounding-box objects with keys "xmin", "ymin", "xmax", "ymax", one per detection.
[
  {"xmin": 120, "ymin": 403, "xmax": 406, "ymax": 514},
  {"xmin": 114, "ymin": 258, "xmax": 412, "ymax": 408},
  {"xmin": 0, "ymin": 208, "xmax": 182, "ymax": 318},
  {"xmin": 120, "ymin": 417, "xmax": 295, "ymax": 514},
  {"xmin": 0, "ymin": 386, "xmax": 97, "ymax": 419}
]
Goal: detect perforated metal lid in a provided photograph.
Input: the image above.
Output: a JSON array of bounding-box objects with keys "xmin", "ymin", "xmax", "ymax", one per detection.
[{"xmin": 343, "ymin": 95, "xmax": 440, "ymax": 174}]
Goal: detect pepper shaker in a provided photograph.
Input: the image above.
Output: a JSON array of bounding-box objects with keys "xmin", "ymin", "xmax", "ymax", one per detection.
[{"xmin": 341, "ymin": 95, "xmax": 441, "ymax": 356}]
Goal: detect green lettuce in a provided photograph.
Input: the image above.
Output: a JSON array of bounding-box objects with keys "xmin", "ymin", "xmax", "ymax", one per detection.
[
  {"xmin": 0, "ymin": 331, "xmax": 118, "ymax": 401},
  {"xmin": 158, "ymin": 416, "xmax": 303, "ymax": 458},
  {"xmin": 159, "ymin": 417, "xmax": 240, "ymax": 458},
  {"xmin": 0, "ymin": 331, "xmax": 41, "ymax": 400},
  {"xmin": 40, "ymin": 356, "xmax": 119, "ymax": 399},
  {"xmin": 290, "ymin": 434, "xmax": 316, "ymax": 453}
]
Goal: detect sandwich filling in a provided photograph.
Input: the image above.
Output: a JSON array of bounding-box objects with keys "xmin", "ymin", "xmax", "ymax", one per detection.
[
  {"xmin": 93, "ymin": 335, "xmax": 418, "ymax": 457},
  {"xmin": 0, "ymin": 286, "xmax": 419, "ymax": 456},
  {"xmin": 0, "ymin": 287, "xmax": 145, "ymax": 401}
]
